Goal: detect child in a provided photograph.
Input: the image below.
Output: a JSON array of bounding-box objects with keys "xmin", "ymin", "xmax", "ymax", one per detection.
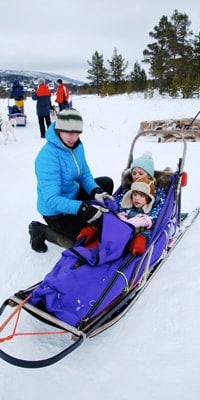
[
  {"xmin": 115, "ymin": 151, "xmax": 167, "ymax": 225},
  {"xmin": 77, "ymin": 177, "xmax": 156, "ymax": 256},
  {"xmin": 118, "ymin": 177, "xmax": 155, "ymax": 255}
]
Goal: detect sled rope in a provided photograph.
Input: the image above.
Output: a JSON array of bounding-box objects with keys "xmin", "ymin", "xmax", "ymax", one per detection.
[
  {"xmin": 116, "ymin": 270, "xmax": 129, "ymax": 292},
  {"xmin": 0, "ymin": 294, "xmax": 68, "ymax": 343}
]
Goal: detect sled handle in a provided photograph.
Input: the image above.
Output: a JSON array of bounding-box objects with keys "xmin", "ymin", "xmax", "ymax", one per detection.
[{"xmin": 126, "ymin": 130, "xmax": 187, "ymax": 170}]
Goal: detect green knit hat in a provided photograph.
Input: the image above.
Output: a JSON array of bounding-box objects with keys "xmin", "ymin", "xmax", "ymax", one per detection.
[{"xmin": 55, "ymin": 108, "xmax": 83, "ymax": 134}]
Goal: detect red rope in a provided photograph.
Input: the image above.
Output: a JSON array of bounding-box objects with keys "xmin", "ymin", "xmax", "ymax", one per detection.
[{"xmin": 0, "ymin": 295, "xmax": 68, "ymax": 343}]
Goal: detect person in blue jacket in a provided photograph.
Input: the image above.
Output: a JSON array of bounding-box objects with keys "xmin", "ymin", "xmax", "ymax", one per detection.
[
  {"xmin": 32, "ymin": 78, "xmax": 52, "ymax": 138},
  {"xmin": 10, "ymin": 80, "xmax": 25, "ymax": 111},
  {"xmin": 29, "ymin": 108, "xmax": 114, "ymax": 253}
]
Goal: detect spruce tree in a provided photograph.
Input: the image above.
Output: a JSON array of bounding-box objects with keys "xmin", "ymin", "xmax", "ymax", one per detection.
[
  {"xmin": 129, "ymin": 62, "xmax": 147, "ymax": 91},
  {"xmin": 107, "ymin": 47, "xmax": 128, "ymax": 93},
  {"xmin": 87, "ymin": 51, "xmax": 108, "ymax": 95},
  {"xmin": 143, "ymin": 10, "xmax": 193, "ymax": 95}
]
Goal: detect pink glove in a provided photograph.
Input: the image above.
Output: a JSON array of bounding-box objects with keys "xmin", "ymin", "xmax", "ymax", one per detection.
[
  {"xmin": 117, "ymin": 212, "xmax": 128, "ymax": 222},
  {"xmin": 127, "ymin": 214, "xmax": 152, "ymax": 229}
]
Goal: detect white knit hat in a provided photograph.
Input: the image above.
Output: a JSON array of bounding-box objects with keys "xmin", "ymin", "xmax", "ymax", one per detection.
[
  {"xmin": 121, "ymin": 177, "xmax": 155, "ymax": 213},
  {"xmin": 55, "ymin": 108, "xmax": 83, "ymax": 134}
]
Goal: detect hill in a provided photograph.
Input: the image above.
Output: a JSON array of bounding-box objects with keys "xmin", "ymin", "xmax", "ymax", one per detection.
[{"xmin": 0, "ymin": 69, "xmax": 86, "ymax": 87}]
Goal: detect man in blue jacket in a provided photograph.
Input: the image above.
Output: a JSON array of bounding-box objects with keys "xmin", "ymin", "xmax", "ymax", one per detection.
[
  {"xmin": 32, "ymin": 78, "xmax": 52, "ymax": 138},
  {"xmin": 29, "ymin": 108, "xmax": 114, "ymax": 252},
  {"xmin": 10, "ymin": 80, "xmax": 25, "ymax": 111}
]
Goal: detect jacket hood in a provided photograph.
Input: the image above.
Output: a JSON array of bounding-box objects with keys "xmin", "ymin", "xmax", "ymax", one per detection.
[{"xmin": 45, "ymin": 122, "xmax": 65, "ymax": 149}]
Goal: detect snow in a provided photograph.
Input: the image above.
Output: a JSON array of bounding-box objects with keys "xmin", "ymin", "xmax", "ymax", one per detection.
[{"xmin": 0, "ymin": 93, "xmax": 200, "ymax": 400}]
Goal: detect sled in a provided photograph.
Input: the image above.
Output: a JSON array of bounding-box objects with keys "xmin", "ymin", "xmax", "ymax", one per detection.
[
  {"xmin": 139, "ymin": 112, "xmax": 200, "ymax": 142},
  {"xmin": 8, "ymin": 105, "xmax": 27, "ymax": 127},
  {"xmin": 0, "ymin": 130, "xmax": 199, "ymax": 368}
]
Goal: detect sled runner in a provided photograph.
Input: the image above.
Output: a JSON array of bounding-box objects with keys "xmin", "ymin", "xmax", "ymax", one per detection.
[
  {"xmin": 0, "ymin": 130, "xmax": 199, "ymax": 368},
  {"xmin": 8, "ymin": 105, "xmax": 27, "ymax": 127}
]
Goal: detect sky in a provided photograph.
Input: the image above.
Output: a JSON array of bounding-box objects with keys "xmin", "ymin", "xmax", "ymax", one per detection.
[
  {"xmin": 1, "ymin": 0, "xmax": 200, "ymax": 82},
  {"xmin": 0, "ymin": 93, "xmax": 200, "ymax": 399}
]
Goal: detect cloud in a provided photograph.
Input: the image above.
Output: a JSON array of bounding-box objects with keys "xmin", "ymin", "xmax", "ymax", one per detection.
[{"xmin": 1, "ymin": 0, "xmax": 199, "ymax": 81}]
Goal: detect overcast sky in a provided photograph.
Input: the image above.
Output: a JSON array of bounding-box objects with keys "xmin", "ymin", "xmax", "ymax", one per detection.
[{"xmin": 1, "ymin": 0, "xmax": 199, "ymax": 82}]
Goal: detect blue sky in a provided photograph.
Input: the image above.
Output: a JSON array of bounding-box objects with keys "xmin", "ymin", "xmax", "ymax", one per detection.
[{"xmin": 1, "ymin": 0, "xmax": 199, "ymax": 82}]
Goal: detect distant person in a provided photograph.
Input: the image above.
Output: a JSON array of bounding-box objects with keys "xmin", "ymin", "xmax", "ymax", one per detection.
[
  {"xmin": 32, "ymin": 78, "xmax": 52, "ymax": 138},
  {"xmin": 10, "ymin": 80, "xmax": 25, "ymax": 112},
  {"xmin": 55, "ymin": 79, "xmax": 70, "ymax": 111},
  {"xmin": 28, "ymin": 108, "xmax": 114, "ymax": 252}
]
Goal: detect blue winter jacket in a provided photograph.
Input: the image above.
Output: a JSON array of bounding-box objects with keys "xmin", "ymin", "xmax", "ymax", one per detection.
[
  {"xmin": 32, "ymin": 84, "xmax": 51, "ymax": 117},
  {"xmin": 10, "ymin": 83, "xmax": 25, "ymax": 100},
  {"xmin": 35, "ymin": 123, "xmax": 99, "ymax": 216}
]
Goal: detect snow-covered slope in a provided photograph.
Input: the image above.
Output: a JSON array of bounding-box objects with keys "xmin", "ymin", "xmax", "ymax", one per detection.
[
  {"xmin": 0, "ymin": 94, "xmax": 200, "ymax": 400},
  {"xmin": 0, "ymin": 69, "xmax": 85, "ymax": 86}
]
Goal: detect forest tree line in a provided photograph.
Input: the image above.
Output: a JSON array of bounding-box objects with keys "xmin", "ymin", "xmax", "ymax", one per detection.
[{"xmin": 86, "ymin": 9, "xmax": 200, "ymax": 98}]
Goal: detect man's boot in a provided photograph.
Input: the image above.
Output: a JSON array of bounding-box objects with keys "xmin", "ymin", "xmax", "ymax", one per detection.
[{"xmin": 28, "ymin": 221, "xmax": 48, "ymax": 253}]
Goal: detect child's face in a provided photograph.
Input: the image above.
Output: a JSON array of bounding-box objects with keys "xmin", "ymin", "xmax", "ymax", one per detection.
[
  {"xmin": 131, "ymin": 191, "xmax": 148, "ymax": 208},
  {"xmin": 132, "ymin": 168, "xmax": 149, "ymax": 181}
]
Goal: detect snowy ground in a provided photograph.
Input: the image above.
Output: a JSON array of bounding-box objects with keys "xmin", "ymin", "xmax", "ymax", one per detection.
[{"xmin": 0, "ymin": 93, "xmax": 200, "ymax": 400}]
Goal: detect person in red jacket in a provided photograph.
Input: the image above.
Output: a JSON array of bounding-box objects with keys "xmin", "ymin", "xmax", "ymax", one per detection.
[
  {"xmin": 55, "ymin": 79, "xmax": 70, "ymax": 111},
  {"xmin": 32, "ymin": 78, "xmax": 52, "ymax": 138}
]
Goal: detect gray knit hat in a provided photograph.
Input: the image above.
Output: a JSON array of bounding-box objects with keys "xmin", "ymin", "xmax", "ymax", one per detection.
[
  {"xmin": 121, "ymin": 177, "xmax": 155, "ymax": 213},
  {"xmin": 55, "ymin": 108, "xmax": 83, "ymax": 134},
  {"xmin": 37, "ymin": 78, "xmax": 45, "ymax": 85}
]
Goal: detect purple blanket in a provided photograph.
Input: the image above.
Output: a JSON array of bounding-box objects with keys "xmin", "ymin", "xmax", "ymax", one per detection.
[{"xmin": 30, "ymin": 213, "xmax": 135, "ymax": 326}]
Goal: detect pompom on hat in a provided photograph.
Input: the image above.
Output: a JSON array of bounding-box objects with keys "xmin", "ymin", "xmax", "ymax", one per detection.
[
  {"xmin": 55, "ymin": 108, "xmax": 83, "ymax": 134},
  {"xmin": 131, "ymin": 151, "xmax": 154, "ymax": 178},
  {"xmin": 121, "ymin": 177, "xmax": 155, "ymax": 213}
]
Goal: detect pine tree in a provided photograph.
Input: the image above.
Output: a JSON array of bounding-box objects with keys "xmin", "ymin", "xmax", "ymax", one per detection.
[
  {"xmin": 107, "ymin": 48, "xmax": 128, "ymax": 93},
  {"xmin": 143, "ymin": 15, "xmax": 172, "ymax": 93},
  {"xmin": 143, "ymin": 10, "xmax": 194, "ymax": 95},
  {"xmin": 192, "ymin": 33, "xmax": 200, "ymax": 96},
  {"xmin": 129, "ymin": 62, "xmax": 147, "ymax": 91},
  {"xmin": 87, "ymin": 51, "xmax": 108, "ymax": 95}
]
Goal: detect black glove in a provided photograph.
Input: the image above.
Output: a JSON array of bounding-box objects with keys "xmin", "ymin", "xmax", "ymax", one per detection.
[{"xmin": 78, "ymin": 201, "xmax": 108, "ymax": 224}]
